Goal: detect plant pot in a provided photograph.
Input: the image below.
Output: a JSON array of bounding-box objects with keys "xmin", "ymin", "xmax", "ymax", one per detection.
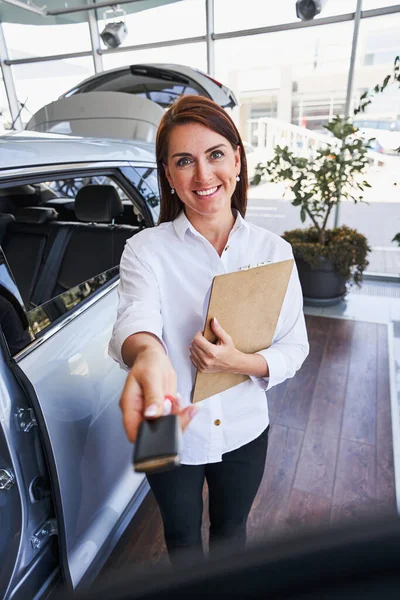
[{"xmin": 296, "ymin": 257, "xmax": 347, "ymax": 307}]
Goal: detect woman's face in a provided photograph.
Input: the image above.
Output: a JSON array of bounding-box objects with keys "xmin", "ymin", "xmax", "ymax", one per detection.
[{"xmin": 164, "ymin": 122, "xmax": 241, "ymax": 221}]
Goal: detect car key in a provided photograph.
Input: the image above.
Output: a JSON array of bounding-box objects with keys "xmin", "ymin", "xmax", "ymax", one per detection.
[{"xmin": 133, "ymin": 413, "xmax": 182, "ymax": 474}]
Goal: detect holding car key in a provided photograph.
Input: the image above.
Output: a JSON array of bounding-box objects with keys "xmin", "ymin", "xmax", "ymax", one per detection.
[
  {"xmin": 110, "ymin": 95, "xmax": 309, "ymax": 565},
  {"xmin": 133, "ymin": 396, "xmax": 183, "ymax": 474}
]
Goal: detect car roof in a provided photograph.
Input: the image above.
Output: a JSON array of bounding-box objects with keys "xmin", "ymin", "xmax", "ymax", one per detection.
[{"xmin": 0, "ymin": 131, "xmax": 156, "ymax": 172}]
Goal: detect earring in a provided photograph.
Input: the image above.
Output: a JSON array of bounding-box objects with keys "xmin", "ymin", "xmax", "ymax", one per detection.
[
  {"xmin": 171, "ymin": 188, "xmax": 175, "ymax": 194},
  {"xmin": 236, "ymin": 175, "xmax": 240, "ymax": 182}
]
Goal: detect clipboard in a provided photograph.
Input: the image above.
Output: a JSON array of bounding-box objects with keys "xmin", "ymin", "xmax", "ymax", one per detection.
[{"xmin": 191, "ymin": 258, "xmax": 294, "ymax": 403}]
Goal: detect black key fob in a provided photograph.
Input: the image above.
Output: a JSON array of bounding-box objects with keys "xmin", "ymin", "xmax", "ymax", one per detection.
[{"xmin": 133, "ymin": 414, "xmax": 181, "ymax": 474}]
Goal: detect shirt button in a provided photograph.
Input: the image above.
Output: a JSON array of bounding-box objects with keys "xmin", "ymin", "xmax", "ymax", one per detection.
[
  {"xmin": 214, "ymin": 419, "xmax": 221, "ymax": 426},
  {"xmin": 224, "ymin": 245, "xmax": 229, "ymax": 251}
]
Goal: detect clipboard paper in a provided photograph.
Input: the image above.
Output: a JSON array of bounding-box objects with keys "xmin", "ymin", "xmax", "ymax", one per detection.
[{"xmin": 192, "ymin": 258, "xmax": 294, "ymax": 403}]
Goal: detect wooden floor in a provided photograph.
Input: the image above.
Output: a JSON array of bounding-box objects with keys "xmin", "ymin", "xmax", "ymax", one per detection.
[{"xmin": 103, "ymin": 315, "xmax": 397, "ymax": 573}]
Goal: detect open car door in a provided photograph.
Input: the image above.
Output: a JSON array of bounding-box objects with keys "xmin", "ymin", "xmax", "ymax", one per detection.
[
  {"xmin": 0, "ymin": 251, "xmax": 58, "ymax": 600},
  {"xmin": 25, "ymin": 92, "xmax": 165, "ymax": 143},
  {"xmin": 25, "ymin": 63, "xmax": 238, "ymax": 141},
  {"xmin": 0, "ymin": 249, "xmax": 148, "ymax": 597}
]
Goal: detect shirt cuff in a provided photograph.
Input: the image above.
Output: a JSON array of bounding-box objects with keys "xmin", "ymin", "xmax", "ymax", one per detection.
[
  {"xmin": 248, "ymin": 350, "xmax": 270, "ymax": 391},
  {"xmin": 257, "ymin": 346, "xmax": 287, "ymax": 391},
  {"xmin": 108, "ymin": 320, "xmax": 168, "ymax": 369}
]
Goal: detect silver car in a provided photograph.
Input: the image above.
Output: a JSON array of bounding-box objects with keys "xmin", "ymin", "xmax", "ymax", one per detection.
[
  {"xmin": 25, "ymin": 64, "xmax": 238, "ymax": 143},
  {"xmin": 0, "ymin": 132, "xmax": 161, "ymax": 599}
]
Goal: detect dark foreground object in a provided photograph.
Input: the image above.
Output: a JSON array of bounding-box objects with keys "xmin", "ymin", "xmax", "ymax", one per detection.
[{"xmin": 63, "ymin": 516, "xmax": 400, "ymax": 599}]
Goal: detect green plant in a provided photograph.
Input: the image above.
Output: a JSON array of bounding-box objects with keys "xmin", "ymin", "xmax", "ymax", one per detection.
[
  {"xmin": 253, "ymin": 115, "xmax": 372, "ymax": 287},
  {"xmin": 282, "ymin": 227, "xmax": 370, "ymax": 286},
  {"xmin": 253, "ymin": 116, "xmax": 372, "ymax": 246}
]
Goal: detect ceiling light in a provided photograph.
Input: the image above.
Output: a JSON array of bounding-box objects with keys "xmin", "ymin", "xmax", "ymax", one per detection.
[
  {"xmin": 100, "ymin": 7, "xmax": 128, "ymax": 49},
  {"xmin": 295, "ymin": 0, "xmax": 329, "ymax": 21}
]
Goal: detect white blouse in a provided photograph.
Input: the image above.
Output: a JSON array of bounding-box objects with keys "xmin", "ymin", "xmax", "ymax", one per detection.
[{"xmin": 109, "ymin": 210, "xmax": 309, "ymax": 465}]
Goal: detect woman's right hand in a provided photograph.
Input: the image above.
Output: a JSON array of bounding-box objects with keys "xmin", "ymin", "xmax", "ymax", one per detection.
[{"xmin": 119, "ymin": 345, "xmax": 197, "ymax": 443}]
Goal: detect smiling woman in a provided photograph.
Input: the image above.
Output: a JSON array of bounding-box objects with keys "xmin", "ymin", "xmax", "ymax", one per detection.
[
  {"xmin": 108, "ymin": 95, "xmax": 309, "ymax": 565},
  {"xmin": 156, "ymin": 96, "xmax": 248, "ymax": 225},
  {"xmin": 163, "ymin": 123, "xmax": 241, "ymax": 246}
]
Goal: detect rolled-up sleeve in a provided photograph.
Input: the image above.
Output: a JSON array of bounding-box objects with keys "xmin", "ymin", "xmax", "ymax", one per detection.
[
  {"xmin": 108, "ymin": 241, "xmax": 166, "ymax": 368},
  {"xmin": 249, "ymin": 260, "xmax": 309, "ymax": 391}
]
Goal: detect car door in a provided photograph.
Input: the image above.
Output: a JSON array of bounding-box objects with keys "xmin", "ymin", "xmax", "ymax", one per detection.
[
  {"xmin": 16, "ymin": 278, "xmax": 148, "ymax": 593},
  {"xmin": 0, "ymin": 165, "xmax": 153, "ymax": 596},
  {"xmin": 25, "ymin": 63, "xmax": 238, "ymax": 141},
  {"xmin": 0, "ymin": 249, "xmax": 58, "ymax": 600}
]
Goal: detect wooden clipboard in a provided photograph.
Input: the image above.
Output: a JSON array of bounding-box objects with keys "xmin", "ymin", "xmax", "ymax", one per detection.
[{"xmin": 191, "ymin": 258, "xmax": 294, "ymax": 403}]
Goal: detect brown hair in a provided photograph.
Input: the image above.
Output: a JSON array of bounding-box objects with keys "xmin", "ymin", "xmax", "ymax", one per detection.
[{"xmin": 156, "ymin": 95, "xmax": 248, "ymax": 224}]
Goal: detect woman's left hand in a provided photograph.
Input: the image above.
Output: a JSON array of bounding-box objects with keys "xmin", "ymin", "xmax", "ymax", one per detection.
[{"xmin": 190, "ymin": 317, "xmax": 240, "ymax": 373}]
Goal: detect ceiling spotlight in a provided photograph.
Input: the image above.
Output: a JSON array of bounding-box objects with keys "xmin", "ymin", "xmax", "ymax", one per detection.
[
  {"xmin": 295, "ymin": 0, "xmax": 329, "ymax": 21},
  {"xmin": 100, "ymin": 7, "xmax": 128, "ymax": 49}
]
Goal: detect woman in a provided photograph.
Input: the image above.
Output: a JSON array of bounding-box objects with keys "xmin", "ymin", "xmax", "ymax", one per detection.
[{"xmin": 109, "ymin": 95, "xmax": 309, "ymax": 563}]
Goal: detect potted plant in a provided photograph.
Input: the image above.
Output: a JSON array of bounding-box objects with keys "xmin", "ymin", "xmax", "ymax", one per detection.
[{"xmin": 253, "ymin": 115, "xmax": 372, "ymax": 305}]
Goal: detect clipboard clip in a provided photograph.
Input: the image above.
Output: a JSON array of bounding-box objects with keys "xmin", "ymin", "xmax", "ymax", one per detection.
[{"xmin": 238, "ymin": 261, "xmax": 271, "ymax": 271}]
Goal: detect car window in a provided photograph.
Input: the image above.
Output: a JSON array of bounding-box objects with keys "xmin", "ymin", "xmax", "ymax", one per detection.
[
  {"xmin": 128, "ymin": 166, "xmax": 160, "ymax": 222},
  {"xmin": 147, "ymin": 86, "xmax": 201, "ymax": 108},
  {"xmin": 27, "ymin": 266, "xmax": 119, "ymax": 340},
  {"xmin": 0, "ymin": 171, "xmax": 145, "ymax": 356},
  {"xmin": 67, "ymin": 68, "xmax": 205, "ymax": 109}
]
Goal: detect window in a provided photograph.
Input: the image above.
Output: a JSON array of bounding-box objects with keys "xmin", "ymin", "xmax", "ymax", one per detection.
[
  {"xmin": 127, "ymin": 166, "xmax": 160, "ymax": 222},
  {"xmin": 2, "ymin": 21, "xmax": 91, "ymax": 60},
  {"xmin": 214, "ymin": 20, "xmax": 354, "ymax": 210},
  {"xmin": 0, "ymin": 170, "xmax": 147, "ymax": 354},
  {"xmin": 69, "ymin": 68, "xmax": 204, "ymax": 109},
  {"xmin": 214, "ymin": 0, "xmax": 357, "ymax": 35},
  {"xmin": 0, "ymin": 76, "xmax": 12, "ymax": 132},
  {"xmin": 349, "ymin": 13, "xmax": 400, "ymax": 275},
  {"xmin": 11, "ymin": 57, "xmax": 95, "ymax": 125},
  {"xmin": 102, "ymin": 42, "xmax": 207, "ymax": 75},
  {"xmin": 27, "ymin": 267, "xmax": 120, "ymax": 342},
  {"xmin": 99, "ymin": 0, "xmax": 206, "ymax": 50}
]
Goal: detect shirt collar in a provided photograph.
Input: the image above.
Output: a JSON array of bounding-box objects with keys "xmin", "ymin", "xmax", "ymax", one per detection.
[
  {"xmin": 172, "ymin": 209, "xmax": 249, "ymax": 242},
  {"xmin": 172, "ymin": 210, "xmax": 192, "ymax": 241}
]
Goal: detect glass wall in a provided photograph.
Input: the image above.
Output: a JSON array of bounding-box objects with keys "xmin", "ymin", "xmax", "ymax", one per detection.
[
  {"xmin": 215, "ymin": 21, "xmax": 354, "ymax": 132},
  {"xmin": 215, "ymin": 21, "xmax": 355, "ymax": 240},
  {"xmin": 102, "ymin": 41, "xmax": 207, "ymax": 73},
  {"xmin": 213, "ymin": 9, "xmax": 400, "ymax": 276},
  {"xmin": 347, "ymin": 12, "xmax": 400, "ymax": 275},
  {"xmin": 0, "ymin": 76, "xmax": 12, "ymax": 131},
  {"xmin": 1, "ymin": 1, "xmax": 399, "ymax": 275},
  {"xmin": 99, "ymin": 0, "xmax": 206, "ymax": 50},
  {"xmin": 2, "ymin": 21, "xmax": 91, "ymax": 59},
  {"xmin": 214, "ymin": 0, "xmax": 357, "ymax": 34},
  {"xmin": 11, "ymin": 57, "xmax": 95, "ymax": 125},
  {"xmin": 363, "ymin": 0, "xmax": 400, "ymax": 7}
]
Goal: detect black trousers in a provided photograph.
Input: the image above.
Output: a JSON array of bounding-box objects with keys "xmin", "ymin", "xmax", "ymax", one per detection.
[{"xmin": 147, "ymin": 426, "xmax": 269, "ymax": 563}]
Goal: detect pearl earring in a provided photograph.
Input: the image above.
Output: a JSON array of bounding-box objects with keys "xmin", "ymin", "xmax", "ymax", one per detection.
[
  {"xmin": 171, "ymin": 188, "xmax": 175, "ymax": 194},
  {"xmin": 236, "ymin": 175, "xmax": 240, "ymax": 182}
]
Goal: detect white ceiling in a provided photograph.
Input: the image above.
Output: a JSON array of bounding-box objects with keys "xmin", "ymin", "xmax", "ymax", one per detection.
[{"xmin": 0, "ymin": 0, "xmax": 183, "ymax": 26}]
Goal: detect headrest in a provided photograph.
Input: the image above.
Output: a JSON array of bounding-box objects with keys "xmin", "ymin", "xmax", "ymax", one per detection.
[
  {"xmin": 0, "ymin": 213, "xmax": 15, "ymax": 226},
  {"xmin": 15, "ymin": 206, "xmax": 58, "ymax": 224},
  {"xmin": 75, "ymin": 185, "xmax": 123, "ymax": 223},
  {"xmin": 0, "ymin": 213, "xmax": 15, "ymax": 239}
]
